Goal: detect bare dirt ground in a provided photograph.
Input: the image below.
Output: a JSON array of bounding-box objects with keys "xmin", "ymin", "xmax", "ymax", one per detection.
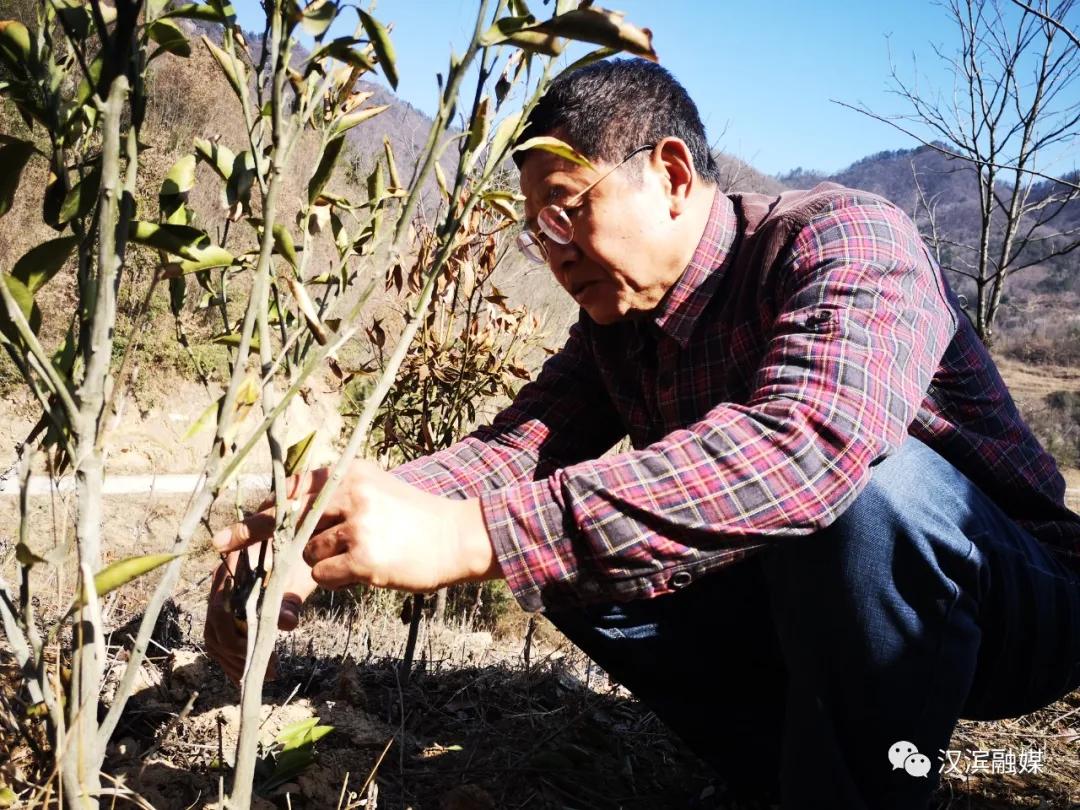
[
  {"xmin": 1, "ymin": 360, "xmax": 1079, "ymax": 808},
  {"xmin": 994, "ymin": 359, "xmax": 1080, "ymax": 404}
]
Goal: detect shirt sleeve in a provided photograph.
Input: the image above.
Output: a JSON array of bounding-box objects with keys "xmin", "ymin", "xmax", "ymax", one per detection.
[
  {"xmin": 482, "ymin": 199, "xmax": 959, "ymax": 612},
  {"xmin": 392, "ymin": 316, "xmax": 626, "ymax": 498}
]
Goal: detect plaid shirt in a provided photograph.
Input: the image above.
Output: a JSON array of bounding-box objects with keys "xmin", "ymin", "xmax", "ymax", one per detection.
[{"xmin": 395, "ymin": 188, "xmax": 1080, "ymax": 612}]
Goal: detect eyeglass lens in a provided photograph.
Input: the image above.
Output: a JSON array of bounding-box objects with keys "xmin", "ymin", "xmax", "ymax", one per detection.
[
  {"xmin": 514, "ymin": 232, "xmax": 547, "ymax": 264},
  {"xmin": 537, "ymin": 207, "xmax": 574, "ymax": 245}
]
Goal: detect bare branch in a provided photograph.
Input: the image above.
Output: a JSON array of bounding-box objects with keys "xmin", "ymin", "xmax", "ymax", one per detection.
[
  {"xmin": 1009, "ymin": 0, "xmax": 1080, "ymax": 49},
  {"xmin": 832, "ymin": 100, "xmax": 1080, "ymax": 191}
]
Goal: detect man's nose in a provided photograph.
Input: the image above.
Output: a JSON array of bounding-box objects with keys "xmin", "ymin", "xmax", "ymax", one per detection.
[{"xmin": 546, "ymin": 238, "xmax": 580, "ymax": 278}]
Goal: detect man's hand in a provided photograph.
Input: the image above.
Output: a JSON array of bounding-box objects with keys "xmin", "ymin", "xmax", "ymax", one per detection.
[
  {"xmin": 203, "ymin": 547, "xmax": 316, "ymax": 684},
  {"xmin": 211, "ymin": 460, "xmax": 500, "ymax": 593}
]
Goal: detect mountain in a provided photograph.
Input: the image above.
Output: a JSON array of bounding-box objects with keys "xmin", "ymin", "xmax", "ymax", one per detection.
[
  {"xmin": 777, "ymin": 144, "xmax": 1080, "ymax": 313},
  {"xmin": 714, "ymin": 152, "xmax": 788, "ymax": 195},
  {"xmin": 780, "ymin": 144, "xmax": 980, "ymax": 224}
]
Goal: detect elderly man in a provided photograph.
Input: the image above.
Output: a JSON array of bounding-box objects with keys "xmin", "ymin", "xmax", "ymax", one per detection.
[{"xmin": 207, "ymin": 59, "xmax": 1080, "ymax": 808}]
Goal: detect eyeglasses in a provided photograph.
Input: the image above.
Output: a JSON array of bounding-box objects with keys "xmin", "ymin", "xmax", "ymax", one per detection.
[{"xmin": 515, "ymin": 143, "xmax": 656, "ymax": 265}]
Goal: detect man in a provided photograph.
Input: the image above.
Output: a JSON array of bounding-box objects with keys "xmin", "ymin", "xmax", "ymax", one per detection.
[{"xmin": 206, "ymin": 59, "xmax": 1080, "ymax": 808}]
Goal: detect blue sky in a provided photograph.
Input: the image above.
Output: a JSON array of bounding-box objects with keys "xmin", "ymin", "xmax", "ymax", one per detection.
[{"xmin": 233, "ymin": 1, "xmax": 1079, "ymax": 177}]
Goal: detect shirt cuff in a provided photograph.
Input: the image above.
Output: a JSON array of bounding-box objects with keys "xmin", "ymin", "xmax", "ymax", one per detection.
[{"xmin": 480, "ymin": 477, "xmax": 591, "ymax": 613}]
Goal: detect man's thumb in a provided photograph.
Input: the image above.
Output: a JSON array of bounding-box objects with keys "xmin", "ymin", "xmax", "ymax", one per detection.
[{"xmin": 278, "ymin": 593, "xmax": 303, "ymax": 631}]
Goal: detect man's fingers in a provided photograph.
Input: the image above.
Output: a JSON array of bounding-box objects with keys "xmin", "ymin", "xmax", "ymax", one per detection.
[
  {"xmin": 255, "ymin": 468, "xmax": 331, "ymax": 512},
  {"xmin": 215, "ymin": 469, "xmax": 339, "ymax": 553},
  {"xmin": 279, "ymin": 594, "xmax": 303, "ymax": 631},
  {"xmin": 303, "ymin": 526, "xmax": 350, "ymax": 568},
  {"xmin": 211, "ymin": 500, "xmax": 333, "ymax": 553},
  {"xmin": 212, "ymin": 507, "xmax": 277, "ymax": 552},
  {"xmin": 204, "ymin": 615, "xmax": 245, "ymax": 682},
  {"xmin": 311, "ymin": 554, "xmax": 360, "ymax": 590}
]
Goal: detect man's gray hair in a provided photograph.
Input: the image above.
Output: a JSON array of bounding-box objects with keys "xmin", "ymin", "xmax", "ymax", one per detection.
[{"xmin": 514, "ymin": 58, "xmax": 721, "ymax": 184}]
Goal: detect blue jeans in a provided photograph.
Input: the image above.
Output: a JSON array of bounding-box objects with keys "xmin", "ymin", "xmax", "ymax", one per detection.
[{"xmin": 547, "ymin": 438, "xmax": 1080, "ymax": 809}]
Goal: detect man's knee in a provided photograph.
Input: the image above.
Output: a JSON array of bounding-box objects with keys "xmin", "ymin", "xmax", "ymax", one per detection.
[{"xmin": 762, "ymin": 437, "xmax": 983, "ymax": 611}]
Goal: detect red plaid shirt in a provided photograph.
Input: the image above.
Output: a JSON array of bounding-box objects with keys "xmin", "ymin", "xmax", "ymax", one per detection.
[{"xmin": 395, "ymin": 187, "xmax": 1080, "ymax": 612}]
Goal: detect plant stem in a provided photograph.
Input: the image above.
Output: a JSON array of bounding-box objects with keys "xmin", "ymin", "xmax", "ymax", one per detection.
[
  {"xmin": 228, "ymin": 0, "xmax": 290, "ymax": 801},
  {"xmin": 64, "ymin": 72, "xmax": 130, "ymax": 810}
]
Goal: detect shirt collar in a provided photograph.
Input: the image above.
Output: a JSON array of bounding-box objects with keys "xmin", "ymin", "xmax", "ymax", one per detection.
[{"xmin": 648, "ymin": 189, "xmax": 737, "ymax": 348}]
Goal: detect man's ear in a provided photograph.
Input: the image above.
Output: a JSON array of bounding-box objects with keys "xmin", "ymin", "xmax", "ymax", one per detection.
[{"xmin": 654, "ymin": 137, "xmax": 696, "ymax": 216}]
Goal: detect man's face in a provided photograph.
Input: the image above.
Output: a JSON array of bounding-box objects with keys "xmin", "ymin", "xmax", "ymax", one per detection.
[{"xmin": 519, "ymin": 137, "xmax": 682, "ymax": 325}]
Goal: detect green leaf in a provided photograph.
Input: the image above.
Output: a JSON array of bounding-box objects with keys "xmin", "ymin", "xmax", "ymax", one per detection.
[
  {"xmin": 161, "ymin": 3, "xmax": 226, "ymax": 22},
  {"xmin": 184, "ymin": 397, "xmax": 219, "ymax": 439},
  {"xmin": 42, "ymin": 171, "xmax": 64, "ymax": 231},
  {"xmin": 358, "ymin": 10, "xmax": 397, "ymax": 89},
  {"xmin": 207, "ymin": 0, "xmax": 237, "ymax": 21},
  {"xmin": 331, "ymin": 104, "xmax": 388, "ymax": 138},
  {"xmin": 161, "ymin": 154, "xmax": 196, "ymax": 223},
  {"xmin": 485, "ymin": 110, "xmax": 523, "ymax": 176},
  {"xmin": 129, "ymin": 221, "xmax": 234, "ymax": 272},
  {"xmin": 480, "ymin": 189, "xmax": 523, "ymax": 202},
  {"xmin": 277, "ymin": 717, "xmax": 319, "ymax": 747},
  {"xmin": 80, "ymin": 553, "xmax": 180, "ymax": 606},
  {"xmin": 54, "ymin": 0, "xmax": 92, "ymax": 40},
  {"xmin": 480, "ymin": 7, "xmax": 655, "ymax": 59},
  {"xmin": 0, "ymin": 139, "xmax": 34, "ymax": 218},
  {"xmin": 383, "ymin": 136, "xmax": 400, "ymax": 189},
  {"xmin": 285, "ymin": 274, "xmax": 328, "ymax": 345},
  {"xmin": 1, "ymin": 274, "xmax": 41, "ymax": 335},
  {"xmin": 484, "ymin": 194, "xmax": 519, "ymax": 222},
  {"xmin": 465, "ymin": 95, "xmax": 491, "ymax": 170},
  {"xmin": 0, "ymin": 20, "xmax": 32, "ymax": 72},
  {"xmin": 58, "ymin": 164, "xmax": 101, "ymax": 226},
  {"xmin": 298, "ymin": 0, "xmax": 335, "ymax": 38},
  {"xmin": 130, "ymin": 220, "xmax": 208, "ymax": 254},
  {"xmin": 211, "ymin": 332, "xmax": 260, "ymax": 351},
  {"xmin": 366, "ymin": 160, "xmax": 386, "ymax": 207},
  {"xmin": 478, "ymin": 15, "xmax": 536, "ymax": 47},
  {"xmin": 194, "ymin": 137, "xmax": 235, "ymax": 180},
  {"xmin": 226, "ymin": 150, "xmax": 256, "ymax": 216},
  {"xmin": 512, "ymin": 135, "xmax": 593, "ymax": 169},
  {"xmin": 272, "ymin": 223, "xmax": 299, "ymax": 269},
  {"xmin": 284, "ymin": 430, "xmax": 317, "ymax": 476},
  {"xmin": 434, "ymin": 160, "xmax": 449, "ymax": 199},
  {"xmin": 302, "ymin": 724, "xmax": 333, "ymax": 746},
  {"xmin": 307, "ymin": 36, "xmax": 374, "ymax": 72},
  {"xmin": 73, "ymin": 55, "xmax": 103, "ymax": 109},
  {"xmin": 556, "ymin": 45, "xmax": 618, "ymax": 78},
  {"xmin": 262, "ymin": 749, "xmax": 314, "ymax": 792},
  {"xmin": 202, "ymin": 35, "xmax": 246, "ymax": 100},
  {"xmin": 331, "ymin": 211, "xmax": 350, "ymax": 257},
  {"xmin": 478, "ymin": 15, "xmax": 565, "ymax": 56},
  {"xmin": 162, "ymin": 153, "xmax": 196, "ymax": 196},
  {"xmin": 530, "ymin": 7, "xmax": 656, "ymax": 61},
  {"xmin": 148, "ymin": 18, "xmax": 191, "ymax": 57},
  {"xmin": 175, "ymin": 249, "xmax": 234, "ymax": 275},
  {"xmin": 51, "ymin": 324, "xmax": 76, "ymax": 376},
  {"xmin": 307, "ymin": 135, "xmax": 345, "ymax": 204},
  {"xmin": 12, "ymin": 236, "xmax": 78, "ymax": 295}
]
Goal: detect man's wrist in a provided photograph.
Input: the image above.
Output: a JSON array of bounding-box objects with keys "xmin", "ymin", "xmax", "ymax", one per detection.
[{"xmin": 452, "ymin": 497, "xmax": 502, "ymax": 582}]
